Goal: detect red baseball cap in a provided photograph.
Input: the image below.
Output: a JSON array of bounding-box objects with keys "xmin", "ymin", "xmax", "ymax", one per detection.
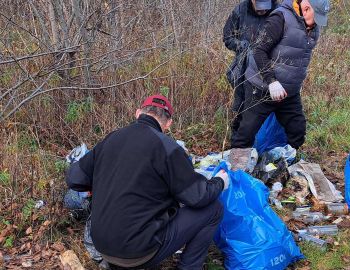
[{"xmin": 141, "ymin": 94, "xmax": 173, "ymax": 116}]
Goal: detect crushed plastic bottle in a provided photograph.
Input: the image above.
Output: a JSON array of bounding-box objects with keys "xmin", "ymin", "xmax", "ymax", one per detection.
[
  {"xmin": 292, "ymin": 211, "xmax": 327, "ymax": 224},
  {"xmin": 298, "ymin": 233, "xmax": 327, "ymax": 251},
  {"xmin": 269, "ymin": 182, "xmax": 283, "ymax": 209},
  {"xmin": 307, "ymin": 225, "xmax": 338, "ymax": 236},
  {"xmin": 294, "ymin": 207, "xmax": 311, "ymax": 213},
  {"xmin": 326, "ymin": 203, "xmax": 349, "ymax": 215},
  {"xmin": 246, "ymin": 148, "xmax": 258, "ymax": 173}
]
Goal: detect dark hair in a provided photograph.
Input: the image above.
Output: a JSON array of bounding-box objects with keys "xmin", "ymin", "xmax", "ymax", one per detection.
[{"xmin": 140, "ymin": 106, "xmax": 171, "ymax": 125}]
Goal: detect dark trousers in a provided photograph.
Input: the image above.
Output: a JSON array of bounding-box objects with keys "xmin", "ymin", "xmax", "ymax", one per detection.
[
  {"xmin": 109, "ymin": 201, "xmax": 223, "ymax": 270},
  {"xmin": 231, "ymin": 82, "xmax": 306, "ymax": 149},
  {"xmin": 231, "ymin": 84, "xmax": 245, "ymax": 145},
  {"xmin": 144, "ymin": 200, "xmax": 223, "ymax": 269}
]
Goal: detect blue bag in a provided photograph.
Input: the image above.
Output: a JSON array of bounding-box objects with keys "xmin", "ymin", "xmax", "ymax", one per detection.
[
  {"xmin": 254, "ymin": 113, "xmax": 288, "ymax": 154},
  {"xmin": 345, "ymin": 154, "xmax": 350, "ymax": 208},
  {"xmin": 213, "ymin": 162, "xmax": 304, "ymax": 270}
]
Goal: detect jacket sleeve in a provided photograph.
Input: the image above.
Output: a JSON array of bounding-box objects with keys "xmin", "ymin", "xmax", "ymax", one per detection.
[
  {"xmin": 66, "ymin": 149, "xmax": 94, "ymax": 191},
  {"xmin": 223, "ymin": 8, "xmax": 241, "ymax": 52},
  {"xmin": 253, "ymin": 12, "xmax": 284, "ymax": 84},
  {"xmin": 164, "ymin": 147, "xmax": 224, "ymax": 208}
]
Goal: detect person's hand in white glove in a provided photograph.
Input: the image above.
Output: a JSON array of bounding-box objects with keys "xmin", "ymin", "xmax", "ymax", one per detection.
[
  {"xmin": 215, "ymin": 170, "xmax": 230, "ymax": 190},
  {"xmin": 268, "ymin": 81, "xmax": 287, "ymax": 101}
]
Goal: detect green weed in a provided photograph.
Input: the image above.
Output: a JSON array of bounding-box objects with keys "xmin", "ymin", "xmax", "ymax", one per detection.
[
  {"xmin": 304, "ymin": 96, "xmax": 350, "ymax": 153},
  {"xmin": 17, "ymin": 133, "xmax": 38, "ymax": 152},
  {"xmin": 214, "ymin": 106, "xmax": 228, "ymax": 144},
  {"xmin": 65, "ymin": 98, "xmax": 93, "ymax": 123},
  {"xmin": 22, "ymin": 198, "xmax": 35, "ymax": 221},
  {"xmin": 54, "ymin": 160, "xmax": 69, "ymax": 174},
  {"xmin": 0, "ymin": 170, "xmax": 10, "ymax": 186},
  {"xmin": 160, "ymin": 85, "xmax": 170, "ymax": 97},
  {"xmin": 3, "ymin": 235, "xmax": 14, "ymax": 248}
]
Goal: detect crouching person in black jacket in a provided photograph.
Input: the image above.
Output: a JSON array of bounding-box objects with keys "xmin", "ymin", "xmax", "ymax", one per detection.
[{"xmin": 66, "ymin": 94, "xmax": 229, "ymax": 270}]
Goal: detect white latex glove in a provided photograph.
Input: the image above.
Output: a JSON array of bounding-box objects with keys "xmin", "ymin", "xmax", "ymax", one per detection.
[
  {"xmin": 215, "ymin": 170, "xmax": 230, "ymax": 190},
  {"xmin": 268, "ymin": 81, "xmax": 287, "ymax": 101}
]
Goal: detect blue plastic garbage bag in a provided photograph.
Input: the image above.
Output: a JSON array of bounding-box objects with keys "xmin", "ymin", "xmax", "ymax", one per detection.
[
  {"xmin": 254, "ymin": 113, "xmax": 288, "ymax": 154},
  {"xmin": 213, "ymin": 162, "xmax": 304, "ymax": 270},
  {"xmin": 345, "ymin": 154, "xmax": 350, "ymax": 208}
]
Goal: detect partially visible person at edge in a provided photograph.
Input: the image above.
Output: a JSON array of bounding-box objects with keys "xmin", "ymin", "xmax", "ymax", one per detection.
[
  {"xmin": 66, "ymin": 94, "xmax": 230, "ymax": 270},
  {"xmin": 231, "ymin": 0, "xmax": 330, "ymax": 150},
  {"xmin": 223, "ymin": 0, "xmax": 279, "ymax": 146}
]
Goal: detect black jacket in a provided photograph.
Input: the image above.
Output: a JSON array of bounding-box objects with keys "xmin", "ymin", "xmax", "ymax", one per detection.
[
  {"xmin": 248, "ymin": 0, "xmax": 319, "ymax": 94},
  {"xmin": 223, "ymin": 0, "xmax": 278, "ymax": 52},
  {"xmin": 66, "ymin": 114, "xmax": 224, "ymax": 258}
]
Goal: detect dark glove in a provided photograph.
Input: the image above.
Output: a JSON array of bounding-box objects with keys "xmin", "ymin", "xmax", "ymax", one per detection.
[{"xmin": 236, "ymin": 40, "xmax": 249, "ymax": 54}]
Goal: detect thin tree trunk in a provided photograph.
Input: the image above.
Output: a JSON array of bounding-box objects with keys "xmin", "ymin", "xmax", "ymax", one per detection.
[{"xmin": 72, "ymin": 0, "xmax": 91, "ymax": 86}]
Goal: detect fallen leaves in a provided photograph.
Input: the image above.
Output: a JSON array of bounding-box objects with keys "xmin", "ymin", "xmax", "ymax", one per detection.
[
  {"xmin": 60, "ymin": 250, "xmax": 84, "ymax": 270},
  {"xmin": 25, "ymin": 226, "xmax": 32, "ymax": 235},
  {"xmin": 1, "ymin": 241, "xmax": 67, "ymax": 269}
]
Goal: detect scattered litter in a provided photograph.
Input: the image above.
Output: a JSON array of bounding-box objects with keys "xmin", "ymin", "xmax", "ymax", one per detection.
[
  {"xmin": 294, "ymin": 207, "xmax": 311, "ymax": 213},
  {"xmin": 34, "ymin": 200, "xmax": 45, "ymax": 209},
  {"xmin": 268, "ymin": 144, "xmax": 296, "ymax": 165},
  {"xmin": 21, "ymin": 260, "xmax": 33, "ymax": 268},
  {"xmin": 288, "ymin": 160, "xmax": 343, "ymax": 203},
  {"xmin": 332, "ymin": 217, "xmax": 344, "ymax": 225},
  {"xmin": 326, "ymin": 203, "xmax": 348, "ymax": 216},
  {"xmin": 195, "ymin": 150, "xmax": 231, "ymax": 179},
  {"xmin": 292, "ymin": 211, "xmax": 327, "ymax": 224},
  {"xmin": 84, "ymin": 218, "xmax": 102, "ymax": 262},
  {"xmin": 253, "ymin": 152, "xmax": 289, "ymax": 185},
  {"xmin": 270, "ymin": 182, "xmax": 283, "ymax": 209},
  {"xmin": 66, "ymin": 143, "xmax": 88, "ymax": 164},
  {"xmin": 271, "ymin": 182, "xmax": 283, "ymax": 193},
  {"xmin": 176, "ymin": 140, "xmax": 188, "ymax": 153},
  {"xmin": 199, "ymin": 151, "xmax": 230, "ymax": 168},
  {"xmin": 307, "ymin": 225, "xmax": 338, "ymax": 236},
  {"xmin": 298, "ymin": 233, "xmax": 327, "ymax": 251},
  {"xmin": 286, "ymin": 173, "xmax": 309, "ymax": 204},
  {"xmin": 228, "ymin": 148, "xmax": 258, "ymax": 173},
  {"xmin": 281, "ymin": 197, "xmax": 297, "ymax": 210},
  {"xmin": 60, "ymin": 250, "xmax": 85, "ymax": 270},
  {"xmin": 99, "ymin": 259, "xmax": 111, "ymax": 269},
  {"xmin": 266, "ymin": 163, "xmax": 277, "ymax": 172}
]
